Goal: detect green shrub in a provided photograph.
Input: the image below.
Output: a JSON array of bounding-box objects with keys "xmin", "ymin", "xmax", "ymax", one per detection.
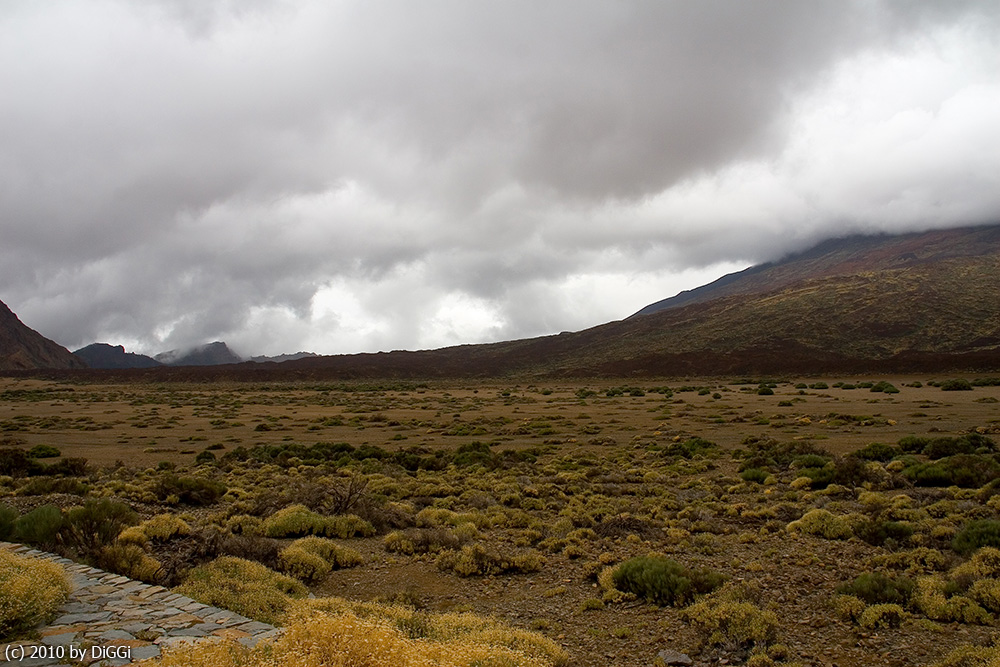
[
  {"xmin": 14, "ymin": 505, "xmax": 64, "ymax": 550},
  {"xmin": 870, "ymin": 381, "xmax": 900, "ymax": 394},
  {"xmin": 26, "ymin": 445, "xmax": 60, "ymax": 459},
  {"xmin": 194, "ymin": 450, "xmax": 216, "ymax": 464},
  {"xmin": 835, "ymin": 572, "xmax": 914, "ymax": 606},
  {"xmin": 15, "ymin": 477, "xmax": 88, "ymax": 496},
  {"xmin": 611, "ymin": 555, "xmax": 724, "ymax": 606},
  {"xmin": 452, "ymin": 441, "xmax": 497, "ymax": 468},
  {"xmin": 740, "ymin": 468, "xmax": 768, "ymax": 484},
  {"xmin": 854, "ymin": 520, "xmax": 914, "ymax": 547},
  {"xmin": 154, "ymin": 474, "xmax": 226, "ymax": 505},
  {"xmin": 0, "ymin": 549, "xmax": 72, "ymax": 640},
  {"xmin": 941, "ymin": 379, "xmax": 973, "ymax": 391},
  {"xmin": 0, "ymin": 449, "xmax": 33, "ymax": 477},
  {"xmin": 62, "ymin": 498, "xmax": 138, "ymax": 557},
  {"xmin": 0, "ymin": 505, "xmax": 18, "ymax": 541},
  {"xmin": 898, "ymin": 436, "xmax": 929, "ymax": 453},
  {"xmin": 953, "ymin": 520, "xmax": 1000, "ymax": 556},
  {"xmin": 852, "ymin": 443, "xmax": 900, "ymax": 462},
  {"xmin": 664, "ymin": 437, "xmax": 717, "ymax": 459}
]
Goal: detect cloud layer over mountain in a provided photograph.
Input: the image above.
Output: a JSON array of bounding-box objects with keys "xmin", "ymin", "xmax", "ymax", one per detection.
[{"xmin": 2, "ymin": 1, "xmax": 998, "ymax": 355}]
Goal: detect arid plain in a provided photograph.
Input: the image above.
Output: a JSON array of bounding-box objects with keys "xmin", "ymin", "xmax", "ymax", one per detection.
[{"xmin": 2, "ymin": 375, "xmax": 1000, "ymax": 666}]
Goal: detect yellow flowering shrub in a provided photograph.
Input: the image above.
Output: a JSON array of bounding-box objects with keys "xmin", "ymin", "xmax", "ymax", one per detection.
[
  {"xmin": 786, "ymin": 509, "xmax": 853, "ymax": 540},
  {"xmin": 0, "ymin": 550, "xmax": 72, "ymax": 640},
  {"xmin": 262, "ymin": 504, "xmax": 374, "ymax": 539},
  {"xmin": 683, "ymin": 583, "xmax": 778, "ymax": 650},
  {"xmin": 278, "ymin": 536, "xmax": 362, "ymax": 582},
  {"xmin": 147, "ymin": 609, "xmax": 563, "ymax": 667},
  {"xmin": 175, "ymin": 557, "xmax": 306, "ymax": 624},
  {"xmin": 118, "ymin": 513, "xmax": 192, "ymax": 547}
]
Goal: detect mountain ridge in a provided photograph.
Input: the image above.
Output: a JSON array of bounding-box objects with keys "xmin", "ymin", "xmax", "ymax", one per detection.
[
  {"xmin": 0, "ymin": 300, "xmax": 87, "ymax": 370},
  {"xmin": 632, "ymin": 224, "xmax": 1000, "ymax": 317},
  {"xmin": 4, "ymin": 224, "xmax": 999, "ymax": 379},
  {"xmin": 73, "ymin": 343, "xmax": 162, "ymax": 370},
  {"xmin": 154, "ymin": 341, "xmax": 243, "ymax": 367}
]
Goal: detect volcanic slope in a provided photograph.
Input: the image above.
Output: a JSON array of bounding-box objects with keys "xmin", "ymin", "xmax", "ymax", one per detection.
[
  {"xmin": 633, "ymin": 224, "xmax": 1000, "ymax": 317},
  {"xmin": 0, "ymin": 299, "xmax": 87, "ymax": 370},
  {"xmin": 282, "ymin": 224, "xmax": 1000, "ymax": 378}
]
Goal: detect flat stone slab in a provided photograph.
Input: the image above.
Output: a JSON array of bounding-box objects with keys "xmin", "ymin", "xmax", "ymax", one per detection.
[{"xmin": 0, "ymin": 541, "xmax": 280, "ymax": 664}]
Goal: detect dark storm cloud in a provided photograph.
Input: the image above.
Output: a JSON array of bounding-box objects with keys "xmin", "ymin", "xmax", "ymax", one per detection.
[{"xmin": 1, "ymin": 1, "xmax": 998, "ymax": 354}]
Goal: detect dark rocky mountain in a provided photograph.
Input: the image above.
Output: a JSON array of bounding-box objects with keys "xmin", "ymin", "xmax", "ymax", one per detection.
[
  {"xmin": 73, "ymin": 343, "xmax": 162, "ymax": 369},
  {"xmin": 0, "ymin": 300, "xmax": 87, "ymax": 370},
  {"xmin": 155, "ymin": 341, "xmax": 242, "ymax": 367}
]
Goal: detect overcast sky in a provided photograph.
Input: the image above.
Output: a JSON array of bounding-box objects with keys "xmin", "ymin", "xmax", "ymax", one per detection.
[{"xmin": 2, "ymin": 1, "xmax": 999, "ymax": 357}]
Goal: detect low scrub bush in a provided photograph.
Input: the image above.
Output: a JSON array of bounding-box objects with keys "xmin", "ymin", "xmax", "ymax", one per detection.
[
  {"xmin": 923, "ymin": 435, "xmax": 995, "ymax": 459},
  {"xmin": 15, "ymin": 477, "xmax": 88, "ymax": 496},
  {"xmin": 278, "ymin": 536, "xmax": 362, "ymax": 582},
  {"xmin": 858, "ymin": 603, "xmax": 906, "ymax": 630},
  {"xmin": 175, "ymin": 556, "xmax": 307, "ymax": 624},
  {"xmin": 437, "ymin": 544, "xmax": 544, "ymax": 577},
  {"xmin": 852, "ymin": 443, "xmax": 900, "ymax": 462},
  {"xmin": 663, "ymin": 437, "xmax": 717, "ymax": 459},
  {"xmin": 384, "ymin": 527, "xmax": 467, "ymax": 555},
  {"xmin": 13, "ymin": 505, "xmax": 64, "ymax": 550},
  {"xmin": 26, "ymin": 445, "xmax": 60, "ymax": 458},
  {"xmin": 611, "ymin": 555, "xmax": 724, "ymax": 606},
  {"xmin": 152, "ymin": 604, "xmax": 568, "ymax": 667},
  {"xmin": 0, "ymin": 549, "xmax": 72, "ymax": 640},
  {"xmin": 153, "ymin": 474, "xmax": 226, "ymax": 506},
  {"xmin": 940, "ymin": 379, "xmax": 973, "ymax": 391},
  {"xmin": 953, "ymin": 520, "xmax": 1000, "ymax": 556},
  {"xmin": 786, "ymin": 509, "xmax": 853, "ymax": 540},
  {"xmin": 118, "ymin": 514, "xmax": 191, "ymax": 547},
  {"xmin": 905, "ymin": 454, "xmax": 1000, "ymax": 488},
  {"xmin": 95, "ymin": 543, "xmax": 162, "ymax": 583},
  {"xmin": 683, "ymin": 583, "xmax": 778, "ymax": 652},
  {"xmin": 835, "ymin": 572, "xmax": 914, "ymax": 606},
  {"xmin": 61, "ymin": 499, "xmax": 138, "ymax": 557},
  {"xmin": 854, "ymin": 519, "xmax": 914, "ymax": 547},
  {"xmin": 262, "ymin": 505, "xmax": 375, "ymax": 539},
  {"xmin": 913, "ymin": 575, "xmax": 992, "ymax": 624},
  {"xmin": 0, "ymin": 505, "xmax": 17, "ymax": 541},
  {"xmin": 740, "ymin": 468, "xmax": 768, "ymax": 484}
]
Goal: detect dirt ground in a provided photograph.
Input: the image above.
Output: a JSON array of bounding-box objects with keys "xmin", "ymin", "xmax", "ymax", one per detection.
[{"xmin": 1, "ymin": 374, "xmax": 999, "ymax": 666}]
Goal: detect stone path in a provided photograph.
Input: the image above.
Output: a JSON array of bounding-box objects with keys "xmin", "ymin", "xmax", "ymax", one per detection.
[{"xmin": 0, "ymin": 542, "xmax": 282, "ymax": 666}]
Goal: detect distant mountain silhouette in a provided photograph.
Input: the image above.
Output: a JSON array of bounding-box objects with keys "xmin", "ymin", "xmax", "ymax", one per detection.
[
  {"xmin": 7, "ymin": 224, "xmax": 1000, "ymax": 380},
  {"xmin": 0, "ymin": 299, "xmax": 87, "ymax": 370},
  {"xmin": 155, "ymin": 341, "xmax": 242, "ymax": 366},
  {"xmin": 249, "ymin": 352, "xmax": 318, "ymax": 363},
  {"xmin": 74, "ymin": 343, "xmax": 162, "ymax": 369}
]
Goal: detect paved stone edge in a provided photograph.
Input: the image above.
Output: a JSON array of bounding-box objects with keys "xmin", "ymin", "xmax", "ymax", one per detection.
[{"xmin": 0, "ymin": 542, "xmax": 282, "ymax": 666}]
